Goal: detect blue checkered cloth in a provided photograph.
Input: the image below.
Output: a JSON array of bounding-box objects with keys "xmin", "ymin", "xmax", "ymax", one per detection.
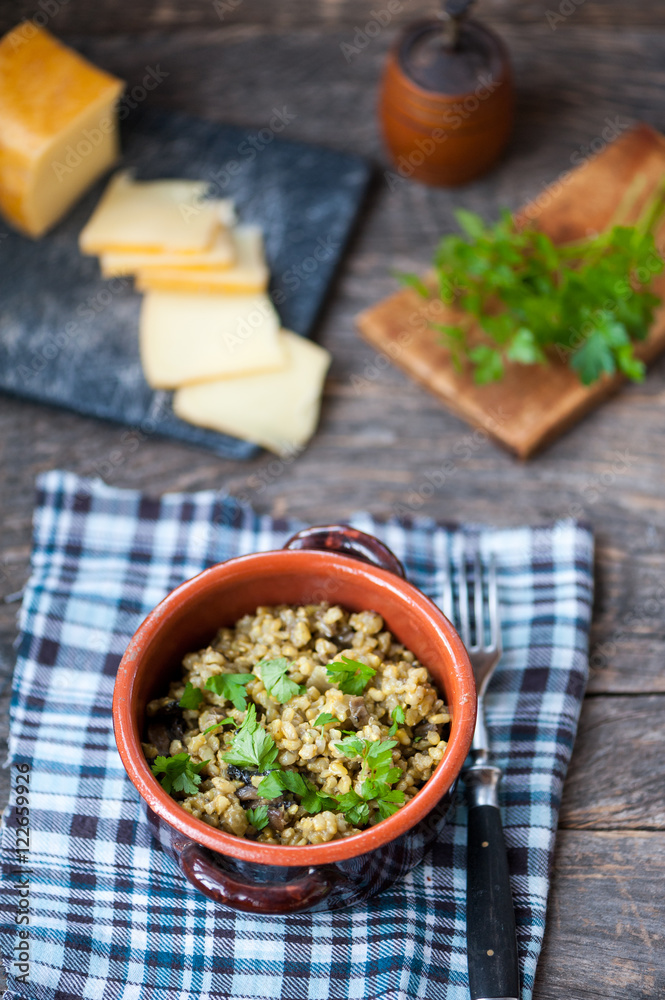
[{"xmin": 0, "ymin": 470, "xmax": 594, "ymax": 1000}]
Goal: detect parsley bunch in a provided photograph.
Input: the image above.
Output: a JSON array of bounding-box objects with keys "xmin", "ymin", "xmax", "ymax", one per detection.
[
  {"xmin": 334, "ymin": 736, "xmax": 405, "ymax": 825},
  {"xmin": 403, "ymin": 179, "xmax": 665, "ymax": 386}
]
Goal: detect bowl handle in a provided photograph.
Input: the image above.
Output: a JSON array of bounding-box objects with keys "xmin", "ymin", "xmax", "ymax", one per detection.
[
  {"xmin": 178, "ymin": 842, "xmax": 332, "ymax": 914},
  {"xmin": 284, "ymin": 524, "xmax": 405, "ymax": 578}
]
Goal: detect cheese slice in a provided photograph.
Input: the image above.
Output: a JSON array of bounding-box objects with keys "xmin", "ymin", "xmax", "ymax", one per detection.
[
  {"xmin": 135, "ymin": 225, "xmax": 269, "ymax": 293},
  {"xmin": 140, "ymin": 291, "xmax": 285, "ymax": 389},
  {"xmin": 173, "ymin": 330, "xmax": 331, "ymax": 455},
  {"xmin": 99, "ymin": 208, "xmax": 237, "ymax": 276},
  {"xmin": 0, "ymin": 24, "xmax": 124, "ymax": 238},
  {"xmin": 79, "ymin": 170, "xmax": 221, "ymax": 254}
]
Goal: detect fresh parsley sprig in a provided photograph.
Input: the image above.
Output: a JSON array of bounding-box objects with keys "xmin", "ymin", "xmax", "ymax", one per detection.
[
  {"xmin": 389, "ymin": 705, "xmax": 406, "ymax": 736},
  {"xmin": 222, "ymin": 704, "xmax": 279, "ymax": 770},
  {"xmin": 259, "ymin": 658, "xmax": 304, "ymax": 704},
  {"xmin": 205, "ymin": 672, "xmax": 255, "ymax": 711},
  {"xmin": 202, "ymin": 717, "xmax": 235, "ymax": 735},
  {"xmin": 178, "ymin": 682, "xmax": 203, "ymax": 710},
  {"xmin": 314, "ymin": 712, "xmax": 341, "ymax": 727},
  {"xmin": 256, "ymin": 769, "xmax": 337, "ymax": 814},
  {"xmin": 246, "ymin": 805, "xmax": 269, "ymax": 831},
  {"xmin": 151, "ymin": 753, "xmax": 206, "ymax": 795},
  {"xmin": 334, "ymin": 735, "xmax": 405, "ymax": 826},
  {"xmin": 404, "ymin": 180, "xmax": 665, "ymax": 387},
  {"xmin": 326, "ymin": 656, "xmax": 376, "ymax": 696}
]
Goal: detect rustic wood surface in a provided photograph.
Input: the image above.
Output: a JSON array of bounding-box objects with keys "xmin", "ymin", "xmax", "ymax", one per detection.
[{"xmin": 1, "ymin": 2, "xmax": 664, "ymax": 997}]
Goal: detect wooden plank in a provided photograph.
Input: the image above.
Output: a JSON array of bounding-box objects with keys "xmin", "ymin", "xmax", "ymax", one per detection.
[
  {"xmin": 534, "ymin": 830, "xmax": 665, "ymax": 999},
  {"xmin": 2, "ymin": 1, "xmax": 665, "ymax": 36},
  {"xmin": 560, "ymin": 696, "xmax": 665, "ymax": 830}
]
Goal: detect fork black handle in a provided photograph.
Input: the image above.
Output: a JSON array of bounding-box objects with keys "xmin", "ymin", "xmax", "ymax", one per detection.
[{"xmin": 466, "ymin": 767, "xmax": 520, "ymax": 1000}]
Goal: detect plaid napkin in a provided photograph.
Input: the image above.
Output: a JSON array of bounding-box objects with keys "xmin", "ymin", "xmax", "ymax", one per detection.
[{"xmin": 0, "ymin": 470, "xmax": 594, "ymax": 1000}]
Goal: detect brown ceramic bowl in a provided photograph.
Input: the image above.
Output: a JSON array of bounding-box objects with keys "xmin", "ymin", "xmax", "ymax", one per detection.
[{"xmin": 113, "ymin": 525, "xmax": 475, "ymax": 914}]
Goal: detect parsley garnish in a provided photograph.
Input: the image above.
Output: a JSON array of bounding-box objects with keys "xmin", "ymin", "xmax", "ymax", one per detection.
[
  {"xmin": 314, "ymin": 712, "xmax": 341, "ymax": 727},
  {"xmin": 222, "ymin": 704, "xmax": 279, "ymax": 771},
  {"xmin": 202, "ymin": 717, "xmax": 235, "ymax": 735},
  {"xmin": 205, "ymin": 672, "xmax": 255, "ymax": 711},
  {"xmin": 259, "ymin": 658, "xmax": 303, "ymax": 704},
  {"xmin": 178, "ymin": 682, "xmax": 203, "ymax": 710},
  {"xmin": 403, "ymin": 183, "xmax": 665, "ymax": 386},
  {"xmin": 389, "ymin": 705, "xmax": 406, "ymax": 736},
  {"xmin": 246, "ymin": 805, "xmax": 269, "ymax": 831},
  {"xmin": 326, "ymin": 656, "xmax": 376, "ymax": 696},
  {"xmin": 333, "ymin": 736, "xmax": 405, "ymax": 826},
  {"xmin": 151, "ymin": 753, "xmax": 205, "ymax": 795}
]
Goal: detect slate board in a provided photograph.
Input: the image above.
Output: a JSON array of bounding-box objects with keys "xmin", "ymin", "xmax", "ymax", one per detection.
[{"xmin": 0, "ymin": 107, "xmax": 371, "ymax": 459}]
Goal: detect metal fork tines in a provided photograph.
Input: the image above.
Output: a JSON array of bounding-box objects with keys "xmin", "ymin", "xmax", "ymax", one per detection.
[
  {"xmin": 443, "ymin": 552, "xmax": 520, "ymax": 1000},
  {"xmin": 453, "ymin": 553, "xmax": 501, "ymax": 766}
]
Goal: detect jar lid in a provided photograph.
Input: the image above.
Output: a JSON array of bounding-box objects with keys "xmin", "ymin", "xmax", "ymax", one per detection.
[{"xmin": 398, "ymin": 18, "xmax": 507, "ymax": 97}]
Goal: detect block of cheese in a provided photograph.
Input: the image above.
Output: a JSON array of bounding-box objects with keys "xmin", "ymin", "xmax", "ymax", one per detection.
[
  {"xmin": 140, "ymin": 290, "xmax": 285, "ymax": 389},
  {"xmin": 99, "ymin": 200, "xmax": 237, "ymax": 275},
  {"xmin": 79, "ymin": 170, "xmax": 221, "ymax": 254},
  {"xmin": 135, "ymin": 225, "xmax": 269, "ymax": 293},
  {"xmin": 173, "ymin": 330, "xmax": 331, "ymax": 455},
  {"xmin": 0, "ymin": 24, "xmax": 124, "ymax": 238}
]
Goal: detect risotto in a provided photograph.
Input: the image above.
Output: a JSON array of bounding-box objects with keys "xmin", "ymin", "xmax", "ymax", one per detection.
[{"xmin": 143, "ymin": 603, "xmax": 451, "ymax": 846}]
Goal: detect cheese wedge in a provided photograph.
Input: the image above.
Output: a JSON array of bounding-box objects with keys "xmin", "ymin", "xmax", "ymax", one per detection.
[
  {"xmin": 0, "ymin": 24, "xmax": 124, "ymax": 238},
  {"xmin": 79, "ymin": 170, "xmax": 221, "ymax": 254},
  {"xmin": 173, "ymin": 330, "xmax": 331, "ymax": 455},
  {"xmin": 140, "ymin": 291, "xmax": 285, "ymax": 389},
  {"xmin": 135, "ymin": 225, "xmax": 269, "ymax": 294},
  {"xmin": 99, "ymin": 200, "xmax": 237, "ymax": 275}
]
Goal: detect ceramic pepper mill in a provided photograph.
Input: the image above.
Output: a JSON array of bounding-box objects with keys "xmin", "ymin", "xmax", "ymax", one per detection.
[{"xmin": 380, "ymin": 0, "xmax": 513, "ymax": 186}]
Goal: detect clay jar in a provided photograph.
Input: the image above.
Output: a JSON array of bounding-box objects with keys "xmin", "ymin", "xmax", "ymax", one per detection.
[{"xmin": 380, "ymin": 18, "xmax": 513, "ymax": 186}]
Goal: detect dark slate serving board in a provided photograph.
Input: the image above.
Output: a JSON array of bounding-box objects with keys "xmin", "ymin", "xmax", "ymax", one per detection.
[{"xmin": 0, "ymin": 107, "xmax": 371, "ymax": 459}]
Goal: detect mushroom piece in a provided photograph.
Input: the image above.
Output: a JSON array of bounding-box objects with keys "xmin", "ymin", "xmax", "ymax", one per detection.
[
  {"xmin": 267, "ymin": 803, "xmax": 288, "ymax": 832},
  {"xmin": 348, "ymin": 696, "xmax": 369, "ymax": 727},
  {"xmin": 236, "ymin": 785, "xmax": 260, "ymax": 805},
  {"xmin": 145, "ymin": 701, "xmax": 186, "ymax": 756}
]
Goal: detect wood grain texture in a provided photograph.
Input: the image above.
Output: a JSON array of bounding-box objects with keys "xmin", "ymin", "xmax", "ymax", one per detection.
[
  {"xmin": 2, "ymin": 1, "xmax": 665, "ymax": 36},
  {"xmin": 534, "ymin": 831, "xmax": 665, "ymax": 999},
  {"xmin": 0, "ymin": 8, "xmax": 664, "ymax": 998}
]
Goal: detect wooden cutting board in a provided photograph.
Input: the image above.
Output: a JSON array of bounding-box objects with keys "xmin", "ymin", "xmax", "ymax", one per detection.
[{"xmin": 357, "ymin": 123, "xmax": 665, "ymax": 458}]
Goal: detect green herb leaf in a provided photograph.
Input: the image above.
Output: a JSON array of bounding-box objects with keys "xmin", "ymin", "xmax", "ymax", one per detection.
[
  {"xmin": 258, "ymin": 657, "xmax": 303, "ymax": 704},
  {"xmin": 400, "ymin": 184, "xmax": 665, "ymax": 387},
  {"xmin": 301, "ymin": 780, "xmax": 338, "ymax": 815},
  {"xmin": 222, "ymin": 703, "xmax": 279, "ymax": 771},
  {"xmin": 178, "ymin": 682, "xmax": 203, "ymax": 710},
  {"xmin": 151, "ymin": 753, "xmax": 205, "ymax": 795},
  {"xmin": 395, "ymin": 271, "xmax": 430, "ymax": 298},
  {"xmin": 256, "ymin": 768, "xmax": 308, "ymax": 800},
  {"xmin": 326, "ymin": 656, "xmax": 376, "ymax": 696},
  {"xmin": 314, "ymin": 713, "xmax": 341, "ymax": 727},
  {"xmin": 202, "ymin": 717, "xmax": 235, "ymax": 735},
  {"xmin": 205, "ymin": 672, "xmax": 255, "ymax": 711},
  {"xmin": 256, "ymin": 771, "xmax": 285, "ymax": 799},
  {"xmin": 389, "ymin": 705, "xmax": 406, "ymax": 736},
  {"xmin": 246, "ymin": 805, "xmax": 269, "ymax": 830},
  {"xmin": 469, "ymin": 345, "xmax": 504, "ymax": 385}
]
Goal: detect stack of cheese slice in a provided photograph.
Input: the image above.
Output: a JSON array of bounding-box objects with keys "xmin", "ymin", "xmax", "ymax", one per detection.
[{"xmin": 79, "ymin": 171, "xmax": 331, "ymax": 455}]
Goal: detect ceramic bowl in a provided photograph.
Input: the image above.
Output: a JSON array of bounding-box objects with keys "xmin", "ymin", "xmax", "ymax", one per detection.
[{"xmin": 113, "ymin": 525, "xmax": 476, "ymax": 914}]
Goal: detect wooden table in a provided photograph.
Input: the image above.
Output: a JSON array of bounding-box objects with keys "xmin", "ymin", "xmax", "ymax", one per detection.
[{"xmin": 1, "ymin": 2, "xmax": 664, "ymax": 996}]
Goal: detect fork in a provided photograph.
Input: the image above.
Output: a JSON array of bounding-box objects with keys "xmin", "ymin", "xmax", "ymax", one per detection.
[{"xmin": 443, "ymin": 553, "xmax": 520, "ymax": 1000}]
